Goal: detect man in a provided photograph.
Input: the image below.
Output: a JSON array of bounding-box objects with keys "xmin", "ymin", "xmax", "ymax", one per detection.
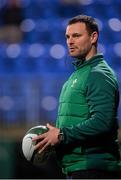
[{"xmin": 33, "ymin": 15, "xmax": 121, "ymax": 178}]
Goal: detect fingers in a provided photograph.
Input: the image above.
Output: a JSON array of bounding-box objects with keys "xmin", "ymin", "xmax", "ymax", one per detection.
[
  {"xmin": 32, "ymin": 124, "xmax": 57, "ymax": 154},
  {"xmin": 32, "ymin": 133, "xmax": 45, "ymax": 141},
  {"xmin": 34, "ymin": 137, "xmax": 47, "ymax": 151},
  {"xmin": 46, "ymin": 123, "xmax": 53, "ymax": 129},
  {"xmin": 38, "ymin": 141, "xmax": 50, "ymax": 154},
  {"xmin": 32, "ymin": 134, "xmax": 46, "ymax": 152},
  {"xmin": 34, "ymin": 137, "xmax": 50, "ymax": 154}
]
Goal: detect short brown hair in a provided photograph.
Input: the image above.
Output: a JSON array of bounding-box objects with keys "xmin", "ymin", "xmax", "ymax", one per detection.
[{"xmin": 68, "ymin": 14, "xmax": 99, "ymax": 35}]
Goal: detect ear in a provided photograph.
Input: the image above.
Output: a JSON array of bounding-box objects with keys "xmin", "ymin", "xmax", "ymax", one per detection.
[{"xmin": 90, "ymin": 31, "xmax": 98, "ymax": 44}]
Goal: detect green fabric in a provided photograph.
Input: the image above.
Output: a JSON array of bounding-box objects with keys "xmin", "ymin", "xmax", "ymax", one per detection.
[{"xmin": 56, "ymin": 54, "xmax": 120, "ymax": 174}]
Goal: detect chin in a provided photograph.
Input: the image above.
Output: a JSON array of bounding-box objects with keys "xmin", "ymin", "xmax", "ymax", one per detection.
[
  {"xmin": 70, "ymin": 54, "xmax": 83, "ymax": 59},
  {"xmin": 70, "ymin": 53, "xmax": 78, "ymax": 58},
  {"xmin": 70, "ymin": 52, "xmax": 85, "ymax": 59}
]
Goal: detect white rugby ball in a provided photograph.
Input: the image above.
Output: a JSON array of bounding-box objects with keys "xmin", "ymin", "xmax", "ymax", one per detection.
[{"xmin": 22, "ymin": 125, "xmax": 53, "ymax": 165}]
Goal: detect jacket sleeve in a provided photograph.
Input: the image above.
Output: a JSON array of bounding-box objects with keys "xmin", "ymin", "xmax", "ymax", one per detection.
[{"xmin": 60, "ymin": 71, "xmax": 119, "ymax": 145}]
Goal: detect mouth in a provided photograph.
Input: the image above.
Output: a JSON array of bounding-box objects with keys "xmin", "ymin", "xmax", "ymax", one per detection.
[{"xmin": 69, "ymin": 47, "xmax": 76, "ymax": 52}]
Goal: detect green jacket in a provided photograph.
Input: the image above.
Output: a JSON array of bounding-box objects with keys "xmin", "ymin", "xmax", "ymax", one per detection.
[{"xmin": 56, "ymin": 54, "xmax": 120, "ymax": 174}]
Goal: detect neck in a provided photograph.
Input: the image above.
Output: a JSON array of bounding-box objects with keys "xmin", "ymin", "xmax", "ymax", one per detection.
[
  {"xmin": 77, "ymin": 46, "xmax": 97, "ymax": 61},
  {"xmin": 85, "ymin": 46, "xmax": 97, "ymax": 61}
]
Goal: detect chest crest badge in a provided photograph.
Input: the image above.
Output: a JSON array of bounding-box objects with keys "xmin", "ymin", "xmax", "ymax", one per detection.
[{"xmin": 71, "ymin": 78, "xmax": 77, "ymax": 87}]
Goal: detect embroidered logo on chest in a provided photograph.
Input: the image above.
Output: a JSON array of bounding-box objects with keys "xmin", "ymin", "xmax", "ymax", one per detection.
[{"xmin": 71, "ymin": 78, "xmax": 77, "ymax": 87}]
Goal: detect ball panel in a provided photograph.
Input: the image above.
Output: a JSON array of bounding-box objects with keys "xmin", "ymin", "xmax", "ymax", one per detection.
[
  {"xmin": 33, "ymin": 146, "xmax": 55, "ymax": 166},
  {"xmin": 26, "ymin": 125, "xmax": 48, "ymax": 135},
  {"xmin": 22, "ymin": 133, "xmax": 37, "ymax": 161}
]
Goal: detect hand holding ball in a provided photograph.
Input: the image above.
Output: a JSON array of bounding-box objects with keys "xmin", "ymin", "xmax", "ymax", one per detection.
[{"xmin": 22, "ymin": 125, "xmax": 55, "ymax": 166}]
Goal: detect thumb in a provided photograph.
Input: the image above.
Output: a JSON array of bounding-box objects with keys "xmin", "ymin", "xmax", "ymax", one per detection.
[{"xmin": 46, "ymin": 123, "xmax": 53, "ymax": 129}]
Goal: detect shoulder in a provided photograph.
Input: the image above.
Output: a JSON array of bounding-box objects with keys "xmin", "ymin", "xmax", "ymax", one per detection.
[
  {"xmin": 90, "ymin": 60, "xmax": 117, "ymax": 81},
  {"xmin": 86, "ymin": 61, "xmax": 119, "ymax": 90}
]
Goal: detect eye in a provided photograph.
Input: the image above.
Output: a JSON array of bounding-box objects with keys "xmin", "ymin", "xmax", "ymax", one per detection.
[
  {"xmin": 73, "ymin": 33, "xmax": 81, "ymax": 38},
  {"xmin": 65, "ymin": 34, "xmax": 69, "ymax": 39}
]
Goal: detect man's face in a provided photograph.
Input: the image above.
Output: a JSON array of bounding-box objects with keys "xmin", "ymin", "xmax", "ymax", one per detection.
[{"xmin": 65, "ymin": 22, "xmax": 96, "ymax": 59}]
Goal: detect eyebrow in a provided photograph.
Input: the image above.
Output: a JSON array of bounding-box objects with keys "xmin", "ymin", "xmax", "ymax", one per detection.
[{"xmin": 65, "ymin": 32, "xmax": 81, "ymax": 38}]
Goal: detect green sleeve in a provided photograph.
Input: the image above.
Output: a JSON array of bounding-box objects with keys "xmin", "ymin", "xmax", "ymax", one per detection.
[{"xmin": 61, "ymin": 71, "xmax": 119, "ymax": 145}]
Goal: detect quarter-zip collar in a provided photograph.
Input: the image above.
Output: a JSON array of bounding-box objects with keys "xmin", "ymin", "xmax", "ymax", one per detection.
[{"xmin": 72, "ymin": 54, "xmax": 104, "ymax": 70}]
